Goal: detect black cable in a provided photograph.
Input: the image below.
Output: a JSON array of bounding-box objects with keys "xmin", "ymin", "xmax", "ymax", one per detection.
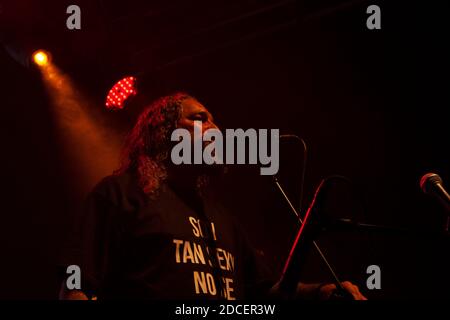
[{"xmin": 279, "ymin": 134, "xmax": 307, "ymax": 212}]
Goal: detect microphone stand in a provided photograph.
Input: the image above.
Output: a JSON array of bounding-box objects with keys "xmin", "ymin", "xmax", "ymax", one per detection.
[
  {"xmin": 273, "ymin": 176, "xmax": 353, "ymax": 299},
  {"xmin": 326, "ymin": 218, "xmax": 450, "ymax": 239},
  {"xmin": 275, "ymin": 175, "xmax": 450, "ymax": 300}
]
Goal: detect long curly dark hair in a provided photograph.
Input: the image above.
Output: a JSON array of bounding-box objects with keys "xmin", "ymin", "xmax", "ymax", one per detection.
[{"xmin": 115, "ymin": 92, "xmax": 193, "ymax": 195}]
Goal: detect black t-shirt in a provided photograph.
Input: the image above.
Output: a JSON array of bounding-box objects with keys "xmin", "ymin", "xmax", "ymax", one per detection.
[{"xmin": 61, "ymin": 172, "xmax": 274, "ymax": 300}]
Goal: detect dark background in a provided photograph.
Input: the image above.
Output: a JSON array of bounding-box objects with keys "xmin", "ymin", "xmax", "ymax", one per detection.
[{"xmin": 1, "ymin": 0, "xmax": 449, "ymax": 299}]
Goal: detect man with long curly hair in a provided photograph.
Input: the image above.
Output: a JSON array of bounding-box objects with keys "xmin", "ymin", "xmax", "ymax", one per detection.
[{"xmin": 60, "ymin": 92, "xmax": 366, "ymax": 300}]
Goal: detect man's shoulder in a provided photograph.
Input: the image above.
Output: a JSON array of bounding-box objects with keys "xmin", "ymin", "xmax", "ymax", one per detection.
[
  {"xmin": 89, "ymin": 171, "xmax": 143, "ymax": 207},
  {"xmin": 92, "ymin": 171, "xmax": 132, "ymax": 192}
]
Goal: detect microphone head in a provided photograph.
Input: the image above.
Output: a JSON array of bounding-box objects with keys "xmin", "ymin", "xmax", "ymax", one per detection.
[{"xmin": 420, "ymin": 173, "xmax": 443, "ymax": 194}]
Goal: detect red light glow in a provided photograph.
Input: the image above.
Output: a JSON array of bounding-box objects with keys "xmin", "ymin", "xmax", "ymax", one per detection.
[{"xmin": 105, "ymin": 76, "xmax": 137, "ymax": 110}]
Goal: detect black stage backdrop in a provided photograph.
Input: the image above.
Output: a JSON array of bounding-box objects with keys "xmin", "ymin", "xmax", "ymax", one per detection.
[{"xmin": 0, "ymin": 0, "xmax": 448, "ymax": 299}]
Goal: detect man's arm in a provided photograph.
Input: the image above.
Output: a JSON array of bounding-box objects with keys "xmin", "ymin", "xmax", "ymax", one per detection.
[
  {"xmin": 58, "ymin": 184, "xmax": 119, "ymax": 301},
  {"xmin": 297, "ymin": 281, "xmax": 367, "ymax": 300},
  {"xmin": 270, "ymin": 281, "xmax": 367, "ymax": 300},
  {"xmin": 58, "ymin": 282, "xmax": 97, "ymax": 300}
]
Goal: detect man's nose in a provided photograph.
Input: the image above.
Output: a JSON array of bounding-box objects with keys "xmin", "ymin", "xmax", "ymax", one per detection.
[{"xmin": 203, "ymin": 121, "xmax": 219, "ymax": 132}]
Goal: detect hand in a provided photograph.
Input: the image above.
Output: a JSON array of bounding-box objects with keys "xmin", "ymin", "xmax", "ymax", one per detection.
[{"xmin": 318, "ymin": 281, "xmax": 367, "ymax": 300}]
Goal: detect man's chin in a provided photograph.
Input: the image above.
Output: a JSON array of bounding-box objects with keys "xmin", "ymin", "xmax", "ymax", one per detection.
[{"xmin": 198, "ymin": 162, "xmax": 226, "ymax": 176}]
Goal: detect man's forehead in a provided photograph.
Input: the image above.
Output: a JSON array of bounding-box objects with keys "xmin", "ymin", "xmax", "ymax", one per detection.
[
  {"xmin": 182, "ymin": 98, "xmax": 212, "ymax": 116},
  {"xmin": 182, "ymin": 98, "xmax": 205, "ymax": 110}
]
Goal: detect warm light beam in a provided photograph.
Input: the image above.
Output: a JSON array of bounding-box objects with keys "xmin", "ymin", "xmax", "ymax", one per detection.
[{"xmin": 38, "ymin": 63, "xmax": 122, "ymax": 192}]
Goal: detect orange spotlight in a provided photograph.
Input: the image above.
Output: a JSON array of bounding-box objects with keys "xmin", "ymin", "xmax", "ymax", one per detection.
[{"xmin": 32, "ymin": 50, "xmax": 50, "ymax": 66}]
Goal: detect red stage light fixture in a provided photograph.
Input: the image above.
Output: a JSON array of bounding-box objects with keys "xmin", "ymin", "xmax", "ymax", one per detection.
[{"xmin": 105, "ymin": 76, "xmax": 137, "ymax": 110}]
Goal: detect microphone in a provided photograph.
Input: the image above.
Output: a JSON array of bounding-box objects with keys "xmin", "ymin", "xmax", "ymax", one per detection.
[{"xmin": 420, "ymin": 173, "xmax": 450, "ymax": 213}]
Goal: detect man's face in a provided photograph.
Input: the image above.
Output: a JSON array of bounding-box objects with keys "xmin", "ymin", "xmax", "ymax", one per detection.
[
  {"xmin": 173, "ymin": 97, "xmax": 225, "ymax": 173},
  {"xmin": 177, "ymin": 98, "xmax": 219, "ymax": 136}
]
